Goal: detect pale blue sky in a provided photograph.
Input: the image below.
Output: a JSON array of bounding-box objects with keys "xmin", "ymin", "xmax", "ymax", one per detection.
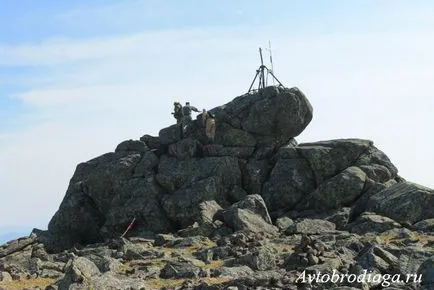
[{"xmin": 1, "ymin": 1, "xmax": 434, "ymax": 242}]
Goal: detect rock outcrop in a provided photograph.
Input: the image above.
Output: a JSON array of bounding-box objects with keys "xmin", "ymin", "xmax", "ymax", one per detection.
[{"xmin": 1, "ymin": 86, "xmax": 433, "ymax": 290}]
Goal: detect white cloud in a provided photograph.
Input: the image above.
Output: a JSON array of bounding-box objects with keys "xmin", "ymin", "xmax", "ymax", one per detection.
[{"xmin": 1, "ymin": 24, "xmax": 434, "ymax": 229}]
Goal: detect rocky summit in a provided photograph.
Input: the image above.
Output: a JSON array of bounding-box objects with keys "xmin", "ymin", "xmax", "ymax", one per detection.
[{"xmin": 1, "ymin": 86, "xmax": 434, "ymax": 290}]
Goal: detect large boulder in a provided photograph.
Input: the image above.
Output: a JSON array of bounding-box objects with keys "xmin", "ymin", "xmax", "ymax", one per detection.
[
  {"xmin": 239, "ymin": 87, "xmax": 313, "ymax": 139},
  {"xmin": 217, "ymin": 195, "xmax": 277, "ymax": 235},
  {"xmin": 156, "ymin": 155, "xmax": 241, "ymax": 192},
  {"xmin": 366, "ymin": 182, "xmax": 434, "ymax": 224},
  {"xmin": 297, "ymin": 139, "xmax": 372, "ymax": 185},
  {"xmin": 160, "ymin": 177, "xmax": 226, "ymax": 228},
  {"xmin": 47, "ymin": 152, "xmax": 167, "ymax": 251},
  {"xmin": 295, "ymin": 166, "xmax": 367, "ymax": 211},
  {"xmin": 262, "ymin": 158, "xmax": 315, "ymax": 213}
]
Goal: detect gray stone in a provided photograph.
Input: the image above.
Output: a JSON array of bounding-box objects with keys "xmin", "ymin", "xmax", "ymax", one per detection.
[
  {"xmin": 47, "ymin": 152, "xmax": 145, "ymax": 251},
  {"xmin": 297, "ymin": 139, "xmax": 372, "ymax": 185},
  {"xmin": 158, "ymin": 124, "xmax": 182, "ymax": 145},
  {"xmin": 159, "ymin": 261, "xmax": 201, "ymax": 279},
  {"xmin": 412, "ymin": 219, "xmax": 434, "ymax": 233},
  {"xmin": 219, "ymin": 195, "xmax": 277, "ymax": 235},
  {"xmin": 161, "ymin": 177, "xmax": 226, "ymax": 228},
  {"xmin": 168, "ymin": 137, "xmax": 202, "ymax": 159},
  {"xmin": 237, "ymin": 245, "xmax": 277, "ymax": 270},
  {"xmin": 241, "ymin": 159, "xmax": 270, "ymax": 196},
  {"xmin": 286, "ymin": 219, "xmax": 336, "ymax": 235},
  {"xmin": 418, "ymin": 256, "xmax": 434, "ymax": 286},
  {"xmin": 275, "ymin": 217, "xmax": 294, "ymax": 231},
  {"xmin": 222, "ymin": 209, "xmax": 278, "ymax": 235},
  {"xmin": 0, "ymin": 236, "xmax": 36, "ymax": 258},
  {"xmin": 132, "ymin": 151, "xmax": 159, "ymax": 178},
  {"xmin": 203, "ymin": 145, "xmax": 255, "ymax": 158},
  {"xmin": 349, "ymin": 213, "xmax": 402, "ymax": 234},
  {"xmin": 356, "ymin": 245, "xmax": 399, "ymax": 273},
  {"xmin": 355, "ymin": 145, "xmax": 398, "ymax": 183},
  {"xmin": 366, "ymin": 181, "xmax": 434, "ymax": 224},
  {"xmin": 0, "ymin": 271, "xmax": 12, "ymax": 282},
  {"xmin": 296, "ymin": 166, "xmax": 366, "ymax": 211},
  {"xmin": 57, "ymin": 256, "xmax": 101, "ymax": 288},
  {"xmin": 216, "ymin": 125, "xmax": 257, "ymax": 147},
  {"xmin": 213, "ymin": 265, "xmax": 254, "ymax": 278},
  {"xmin": 100, "ymin": 178, "xmax": 173, "ymax": 239},
  {"xmin": 40, "ymin": 268, "xmax": 63, "ymax": 279},
  {"xmin": 115, "ymin": 139, "xmax": 148, "ymax": 153},
  {"xmin": 156, "ymin": 155, "xmax": 241, "ymax": 192},
  {"xmin": 262, "ymin": 158, "xmax": 316, "ymax": 212},
  {"xmin": 240, "ymin": 87, "xmax": 313, "ymax": 139}
]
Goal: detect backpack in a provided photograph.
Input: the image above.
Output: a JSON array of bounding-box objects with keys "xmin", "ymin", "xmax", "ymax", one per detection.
[{"xmin": 174, "ymin": 104, "xmax": 183, "ymax": 118}]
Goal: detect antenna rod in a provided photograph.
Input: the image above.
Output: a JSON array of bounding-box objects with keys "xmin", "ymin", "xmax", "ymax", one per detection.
[
  {"xmin": 259, "ymin": 48, "xmax": 265, "ymax": 88},
  {"xmin": 259, "ymin": 47, "xmax": 264, "ymax": 66},
  {"xmin": 269, "ymin": 41, "xmax": 274, "ymax": 80}
]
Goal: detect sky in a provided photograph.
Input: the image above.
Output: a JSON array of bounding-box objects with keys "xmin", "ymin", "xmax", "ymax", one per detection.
[{"xmin": 1, "ymin": 0, "xmax": 434, "ymax": 242}]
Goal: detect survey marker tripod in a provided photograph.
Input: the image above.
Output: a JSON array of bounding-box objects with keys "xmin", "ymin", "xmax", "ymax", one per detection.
[{"xmin": 247, "ymin": 47, "xmax": 284, "ymax": 93}]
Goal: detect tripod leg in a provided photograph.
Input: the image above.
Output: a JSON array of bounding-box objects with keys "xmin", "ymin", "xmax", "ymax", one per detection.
[
  {"xmin": 269, "ymin": 71, "xmax": 284, "ymax": 87},
  {"xmin": 248, "ymin": 70, "xmax": 260, "ymax": 93}
]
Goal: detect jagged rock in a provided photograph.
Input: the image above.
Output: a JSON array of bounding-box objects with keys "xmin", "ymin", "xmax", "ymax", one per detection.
[
  {"xmin": 296, "ymin": 166, "xmax": 366, "ymax": 211},
  {"xmin": 47, "ymin": 152, "xmax": 145, "ymax": 250},
  {"xmin": 355, "ymin": 146, "xmax": 398, "ymax": 183},
  {"xmin": 239, "ymin": 87, "xmax": 313, "ymax": 139},
  {"xmin": 236, "ymin": 245, "xmax": 277, "ymax": 270},
  {"xmin": 158, "ymin": 124, "xmax": 182, "ymax": 145},
  {"xmin": 168, "ymin": 137, "xmax": 202, "ymax": 159},
  {"xmin": 418, "ymin": 256, "xmax": 434, "ymax": 288},
  {"xmin": 241, "ymin": 159, "xmax": 270, "ymax": 196},
  {"xmin": 366, "ymin": 182, "xmax": 434, "ymax": 224},
  {"xmin": 297, "ymin": 139, "xmax": 372, "ymax": 185},
  {"xmin": 87, "ymin": 272, "xmax": 147, "ymax": 290},
  {"xmin": 262, "ymin": 157, "xmax": 316, "ymax": 213},
  {"xmin": 115, "ymin": 139, "xmax": 148, "ymax": 153},
  {"xmin": 0, "ymin": 235, "xmax": 36, "ymax": 258},
  {"xmin": 212, "ymin": 266, "xmax": 254, "ymax": 278},
  {"xmin": 121, "ymin": 241, "xmax": 155, "ymax": 261},
  {"xmin": 159, "ymin": 261, "xmax": 201, "ymax": 279},
  {"xmin": 156, "ymin": 155, "xmax": 241, "ymax": 192},
  {"xmin": 227, "ymin": 186, "xmax": 248, "ymax": 204},
  {"xmin": 203, "ymin": 145, "xmax": 255, "ymax": 158},
  {"xmin": 57, "ymin": 256, "xmax": 101, "ymax": 288},
  {"xmin": 323, "ymin": 207, "xmax": 352, "ymax": 229},
  {"xmin": 216, "ymin": 125, "xmax": 257, "ymax": 147},
  {"xmin": 275, "ymin": 217, "xmax": 294, "ymax": 231},
  {"xmin": 286, "ymin": 219, "xmax": 336, "ymax": 235},
  {"xmin": 349, "ymin": 178, "xmax": 390, "ymax": 220},
  {"xmin": 348, "ymin": 212, "xmax": 402, "ymax": 234},
  {"xmin": 132, "ymin": 151, "xmax": 159, "ymax": 178},
  {"xmin": 40, "ymin": 268, "xmax": 63, "ymax": 279},
  {"xmin": 412, "ymin": 219, "xmax": 434, "ymax": 232},
  {"xmin": 217, "ymin": 195, "xmax": 277, "ymax": 235},
  {"xmin": 0, "ymin": 271, "xmax": 12, "ymax": 282},
  {"xmin": 161, "ymin": 177, "xmax": 226, "ymax": 228},
  {"xmin": 31, "ymin": 243, "xmax": 50, "ymax": 261},
  {"xmin": 356, "ymin": 245, "xmax": 399, "ymax": 273}
]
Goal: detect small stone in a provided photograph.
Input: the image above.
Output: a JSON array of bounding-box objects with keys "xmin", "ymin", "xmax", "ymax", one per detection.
[
  {"xmin": 0, "ymin": 271, "xmax": 12, "ymax": 282},
  {"xmin": 307, "ymin": 253, "xmax": 319, "ymax": 265}
]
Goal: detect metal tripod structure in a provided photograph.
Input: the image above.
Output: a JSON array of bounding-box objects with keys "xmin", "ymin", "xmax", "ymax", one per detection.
[{"xmin": 247, "ymin": 45, "xmax": 284, "ymax": 93}]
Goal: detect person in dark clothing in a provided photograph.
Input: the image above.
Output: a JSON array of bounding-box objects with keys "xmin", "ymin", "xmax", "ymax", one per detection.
[
  {"xmin": 172, "ymin": 102, "xmax": 183, "ymax": 124},
  {"xmin": 181, "ymin": 101, "xmax": 200, "ymax": 136}
]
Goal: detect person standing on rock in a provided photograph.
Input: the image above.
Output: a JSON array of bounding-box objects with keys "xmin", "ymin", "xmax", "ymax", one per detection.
[
  {"xmin": 202, "ymin": 109, "xmax": 216, "ymax": 143},
  {"xmin": 172, "ymin": 102, "xmax": 183, "ymax": 124},
  {"xmin": 181, "ymin": 101, "xmax": 200, "ymax": 136}
]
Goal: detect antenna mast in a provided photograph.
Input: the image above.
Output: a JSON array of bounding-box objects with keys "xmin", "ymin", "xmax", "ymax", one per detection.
[{"xmin": 247, "ymin": 44, "xmax": 284, "ymax": 94}]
